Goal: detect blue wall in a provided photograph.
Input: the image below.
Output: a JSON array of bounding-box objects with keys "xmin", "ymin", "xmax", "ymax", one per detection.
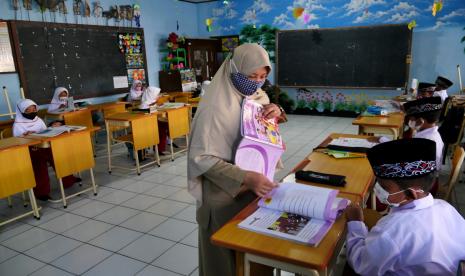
[
  {"xmin": 197, "ymin": 0, "xmax": 465, "ymax": 107},
  {"xmin": 0, "ymin": 0, "xmax": 199, "ymax": 117}
]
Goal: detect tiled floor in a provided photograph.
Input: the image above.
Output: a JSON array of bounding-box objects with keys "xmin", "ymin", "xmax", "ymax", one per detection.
[{"xmin": 1, "ymin": 114, "xmax": 464, "ymax": 276}]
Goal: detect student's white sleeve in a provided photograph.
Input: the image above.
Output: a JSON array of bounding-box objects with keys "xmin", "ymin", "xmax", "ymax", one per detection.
[
  {"xmin": 378, "ymin": 136, "xmax": 391, "ymax": 143},
  {"xmin": 346, "ymin": 221, "xmax": 401, "ymax": 275}
]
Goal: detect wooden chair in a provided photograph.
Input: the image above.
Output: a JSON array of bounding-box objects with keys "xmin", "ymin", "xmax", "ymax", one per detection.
[
  {"xmin": 174, "ymin": 95, "xmax": 190, "ymax": 103},
  {"xmin": 166, "ymin": 107, "xmax": 190, "ymax": 161},
  {"xmin": 0, "ymin": 127, "xmax": 12, "ymax": 139},
  {"xmin": 437, "ymin": 145, "xmax": 465, "ymax": 203}
]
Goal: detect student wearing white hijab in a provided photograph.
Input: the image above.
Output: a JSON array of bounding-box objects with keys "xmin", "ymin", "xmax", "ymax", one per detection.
[
  {"xmin": 129, "ymin": 80, "xmax": 144, "ymax": 101},
  {"xmin": 14, "ymin": 99, "xmax": 81, "ymax": 200},
  {"xmin": 139, "ymin": 86, "xmax": 161, "ymax": 109},
  {"xmin": 47, "ymin": 87, "xmax": 69, "ymax": 112},
  {"xmin": 188, "ymin": 44, "xmax": 283, "ymax": 276}
]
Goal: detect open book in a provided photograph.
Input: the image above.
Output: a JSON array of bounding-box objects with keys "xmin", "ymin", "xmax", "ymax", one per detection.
[
  {"xmin": 31, "ymin": 125, "xmax": 86, "ymax": 137},
  {"xmin": 235, "ymin": 100, "xmax": 285, "ymax": 181},
  {"xmin": 238, "ymin": 182, "xmax": 350, "ymax": 246},
  {"xmin": 327, "ymin": 137, "xmax": 376, "ymax": 153}
]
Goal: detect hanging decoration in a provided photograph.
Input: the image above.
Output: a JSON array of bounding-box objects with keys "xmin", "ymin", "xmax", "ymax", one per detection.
[
  {"xmin": 431, "ymin": 0, "xmax": 443, "ymax": 17},
  {"xmin": 292, "ymin": 7, "xmax": 304, "ymax": 19},
  {"xmin": 12, "ymin": 0, "xmax": 20, "ymax": 20},
  {"xmin": 408, "ymin": 20, "xmax": 416, "ymax": 30},
  {"xmin": 303, "ymin": 13, "xmax": 311, "ymax": 24},
  {"xmin": 133, "ymin": 4, "xmax": 141, "ymax": 27},
  {"xmin": 205, "ymin": 18, "xmax": 213, "ymax": 32},
  {"xmin": 23, "ymin": 0, "xmax": 32, "ymax": 20}
]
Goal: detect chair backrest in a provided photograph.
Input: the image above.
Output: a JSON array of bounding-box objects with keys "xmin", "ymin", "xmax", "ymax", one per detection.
[
  {"xmin": 167, "ymin": 107, "xmax": 190, "ymax": 139},
  {"xmin": 443, "ymin": 145, "xmax": 465, "ymax": 201},
  {"xmin": 0, "ymin": 127, "xmax": 12, "ymax": 139},
  {"xmin": 103, "ymin": 104, "xmax": 127, "ymax": 119},
  {"xmin": 63, "ymin": 109, "xmax": 94, "ymax": 129}
]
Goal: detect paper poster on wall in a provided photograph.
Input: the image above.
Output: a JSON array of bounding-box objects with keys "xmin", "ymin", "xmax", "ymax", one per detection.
[
  {"xmin": 0, "ymin": 22, "xmax": 15, "ymax": 73},
  {"xmin": 126, "ymin": 54, "xmax": 144, "ymax": 69},
  {"xmin": 113, "ymin": 76, "xmax": 129, "ymax": 88},
  {"xmin": 180, "ymin": 69, "xmax": 197, "ymax": 92},
  {"xmin": 127, "ymin": 69, "xmax": 146, "ymax": 84}
]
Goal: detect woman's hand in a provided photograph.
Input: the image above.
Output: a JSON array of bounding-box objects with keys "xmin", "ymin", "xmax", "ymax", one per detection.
[
  {"xmin": 243, "ymin": 171, "xmax": 278, "ymax": 197},
  {"xmin": 262, "ymin": 104, "xmax": 282, "ymax": 119}
]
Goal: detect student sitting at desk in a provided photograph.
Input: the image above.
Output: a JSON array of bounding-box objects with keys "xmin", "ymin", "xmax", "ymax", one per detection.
[
  {"xmin": 434, "ymin": 76, "xmax": 453, "ymax": 103},
  {"xmin": 345, "ymin": 138, "xmax": 465, "ymax": 275},
  {"xmin": 416, "ymin": 82, "xmax": 436, "ymax": 99},
  {"xmin": 47, "ymin": 87, "xmax": 69, "ymax": 112},
  {"xmin": 139, "ymin": 86, "xmax": 161, "ymax": 109},
  {"xmin": 13, "ymin": 99, "xmax": 81, "ymax": 201},
  {"xmin": 129, "ymin": 80, "xmax": 144, "ymax": 102}
]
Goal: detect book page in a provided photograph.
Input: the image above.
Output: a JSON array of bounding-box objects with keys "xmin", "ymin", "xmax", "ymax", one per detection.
[
  {"xmin": 329, "ymin": 138, "xmax": 376, "ymax": 149},
  {"xmin": 238, "ymin": 207, "xmax": 333, "ymax": 246},
  {"xmin": 241, "ymin": 100, "xmax": 283, "ymax": 148},
  {"xmin": 258, "ymin": 182, "xmax": 337, "ymax": 220}
]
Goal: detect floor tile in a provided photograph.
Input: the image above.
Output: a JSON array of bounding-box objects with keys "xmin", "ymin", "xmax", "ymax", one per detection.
[
  {"xmin": 62, "ymin": 220, "xmax": 114, "ymax": 242},
  {"xmin": 120, "ymin": 212, "xmax": 167, "ymax": 233},
  {"xmin": 39, "ymin": 213, "xmax": 88, "ymax": 233},
  {"xmin": 153, "ymin": 243, "xmax": 198, "ymax": 275},
  {"xmin": 25, "ymin": 235, "xmax": 82, "ymax": 263},
  {"xmin": 89, "ymin": 226, "xmax": 143, "ymax": 252},
  {"xmin": 146, "ymin": 185, "xmax": 182, "ymax": 198},
  {"xmin": 100, "ymin": 177, "xmax": 135, "ymax": 189},
  {"xmin": 0, "ymin": 254, "xmax": 45, "ymax": 276},
  {"xmin": 0, "ymin": 222, "xmax": 33, "ymax": 242},
  {"xmin": 149, "ymin": 218, "xmax": 197, "ymax": 242},
  {"xmin": 180, "ymin": 229, "xmax": 198, "ymax": 248},
  {"xmin": 173, "ymin": 205, "xmax": 196, "ymax": 223},
  {"xmin": 121, "ymin": 194, "xmax": 163, "ymax": 210},
  {"xmin": 98, "ymin": 190, "xmax": 138, "ymax": 204},
  {"xmin": 24, "ymin": 207, "xmax": 66, "ymax": 226},
  {"xmin": 141, "ymin": 172, "xmax": 177, "ymax": 183},
  {"xmin": 119, "ymin": 234, "xmax": 175, "ymax": 263},
  {"xmin": 2, "ymin": 227, "xmax": 56, "ymax": 252},
  {"xmin": 136, "ymin": 265, "xmax": 182, "ymax": 276},
  {"xmin": 70, "ymin": 200, "xmax": 115, "ymax": 218},
  {"xmin": 94, "ymin": 206, "xmax": 140, "ymax": 225},
  {"xmin": 0, "ymin": 245, "xmax": 18, "ymax": 263},
  {"xmin": 168, "ymin": 189, "xmax": 196, "ymax": 204},
  {"xmin": 145, "ymin": 199, "xmax": 189, "ymax": 217},
  {"xmin": 190, "ymin": 268, "xmax": 199, "ymax": 276},
  {"xmin": 29, "ymin": 265, "xmax": 73, "ymax": 276},
  {"xmin": 121, "ymin": 181, "xmax": 158, "ymax": 193},
  {"xmin": 83, "ymin": 253, "xmax": 146, "ymax": 276},
  {"xmin": 51, "ymin": 244, "xmax": 112, "ymax": 275}
]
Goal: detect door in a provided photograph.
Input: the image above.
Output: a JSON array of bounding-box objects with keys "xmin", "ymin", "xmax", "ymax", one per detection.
[{"xmin": 185, "ymin": 39, "xmax": 221, "ymax": 82}]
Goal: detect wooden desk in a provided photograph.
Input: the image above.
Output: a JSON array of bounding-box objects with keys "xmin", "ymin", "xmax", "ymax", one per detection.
[
  {"xmin": 105, "ymin": 112, "xmax": 160, "ymax": 175},
  {"xmin": 211, "ymin": 194, "xmax": 360, "ymax": 276},
  {"xmin": 46, "ymin": 109, "xmax": 95, "ymax": 129},
  {"xmin": 26, "ymin": 130, "xmax": 98, "ymax": 208},
  {"xmin": 0, "ymin": 137, "xmax": 41, "ymax": 225},
  {"xmin": 352, "ymin": 112, "xmax": 405, "ymax": 139}
]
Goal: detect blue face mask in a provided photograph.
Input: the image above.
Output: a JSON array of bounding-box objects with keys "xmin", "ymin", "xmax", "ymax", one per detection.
[{"xmin": 230, "ymin": 60, "xmax": 265, "ymax": 96}]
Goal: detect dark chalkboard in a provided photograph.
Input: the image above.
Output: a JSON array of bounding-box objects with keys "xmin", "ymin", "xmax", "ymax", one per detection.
[
  {"xmin": 9, "ymin": 20, "xmax": 148, "ymax": 104},
  {"xmin": 276, "ymin": 24, "xmax": 412, "ymax": 89}
]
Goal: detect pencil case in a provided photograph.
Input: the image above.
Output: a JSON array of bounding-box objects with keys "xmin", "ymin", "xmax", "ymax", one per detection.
[{"xmin": 295, "ymin": 170, "xmax": 346, "ymax": 187}]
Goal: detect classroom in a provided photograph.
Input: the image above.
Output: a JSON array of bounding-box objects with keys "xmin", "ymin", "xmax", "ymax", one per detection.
[{"xmin": 0, "ymin": 0, "xmax": 465, "ymax": 275}]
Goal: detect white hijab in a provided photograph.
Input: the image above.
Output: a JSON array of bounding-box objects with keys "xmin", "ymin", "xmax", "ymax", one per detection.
[
  {"xmin": 139, "ymin": 86, "xmax": 161, "ymax": 109},
  {"xmin": 129, "ymin": 80, "xmax": 143, "ymax": 101},
  {"xmin": 13, "ymin": 99, "xmax": 47, "ymax": 137},
  {"xmin": 48, "ymin": 87, "xmax": 68, "ymax": 112},
  {"xmin": 187, "ymin": 43, "xmax": 271, "ymax": 203}
]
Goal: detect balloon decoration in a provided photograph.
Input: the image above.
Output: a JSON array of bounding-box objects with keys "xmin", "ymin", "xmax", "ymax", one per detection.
[
  {"xmin": 303, "ymin": 13, "xmax": 311, "ymax": 24},
  {"xmin": 431, "ymin": 0, "xmax": 443, "ymax": 17},
  {"xmin": 292, "ymin": 7, "xmax": 304, "ymax": 19},
  {"xmin": 408, "ymin": 20, "xmax": 416, "ymax": 30},
  {"xmin": 205, "ymin": 18, "xmax": 213, "ymax": 32}
]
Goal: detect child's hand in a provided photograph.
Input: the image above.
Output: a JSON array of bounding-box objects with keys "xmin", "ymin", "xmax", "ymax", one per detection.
[{"xmin": 346, "ymin": 203, "xmax": 364, "ymax": 222}]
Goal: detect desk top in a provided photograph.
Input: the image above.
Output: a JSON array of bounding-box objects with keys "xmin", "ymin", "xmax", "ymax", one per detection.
[
  {"xmin": 211, "ymin": 193, "xmax": 359, "ymax": 270},
  {"xmin": 105, "ymin": 112, "xmax": 157, "ymax": 121},
  {"xmin": 24, "ymin": 129, "xmax": 93, "ymax": 143},
  {"xmin": 87, "ymin": 101, "xmax": 126, "ymax": 111},
  {"xmin": 285, "ymin": 133, "xmax": 374, "ymax": 198},
  {"xmin": 352, "ymin": 112, "xmax": 404, "ymax": 128},
  {"xmin": 0, "ymin": 137, "xmax": 42, "ymax": 150},
  {"xmin": 0, "ymin": 119, "xmax": 14, "ymax": 128}
]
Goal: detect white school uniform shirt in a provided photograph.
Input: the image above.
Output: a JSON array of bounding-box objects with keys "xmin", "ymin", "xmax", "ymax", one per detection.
[
  {"xmin": 139, "ymin": 86, "xmax": 161, "ymax": 109},
  {"xmin": 379, "ymin": 126, "xmax": 444, "ymax": 171},
  {"xmin": 433, "ymin": 89, "xmax": 448, "ymax": 103},
  {"xmin": 13, "ymin": 99, "xmax": 47, "ymax": 137},
  {"xmin": 347, "ymin": 194, "xmax": 465, "ymax": 276}
]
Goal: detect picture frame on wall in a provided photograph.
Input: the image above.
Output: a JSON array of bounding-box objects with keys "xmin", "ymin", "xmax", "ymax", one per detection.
[
  {"xmin": 211, "ymin": 35, "xmax": 240, "ymax": 52},
  {"xmin": 0, "ymin": 21, "xmax": 16, "ymax": 73}
]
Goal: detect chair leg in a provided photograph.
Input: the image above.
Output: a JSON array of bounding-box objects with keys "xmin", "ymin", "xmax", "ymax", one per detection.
[
  {"xmin": 106, "ymin": 122, "xmax": 112, "ymax": 174},
  {"xmin": 7, "ymin": 196, "xmax": 12, "ymax": 208},
  {"xmin": 89, "ymin": 168, "xmax": 98, "ymax": 196},
  {"xmin": 170, "ymin": 141, "xmax": 174, "ymax": 161},
  {"xmin": 21, "ymin": 191, "xmax": 28, "ymax": 207},
  {"xmin": 134, "ymin": 147, "xmax": 141, "ymax": 175},
  {"xmin": 58, "ymin": 178, "xmax": 67, "ymax": 208},
  {"xmin": 154, "ymin": 146, "xmax": 161, "ymax": 167},
  {"xmin": 27, "ymin": 189, "xmax": 40, "ymax": 219}
]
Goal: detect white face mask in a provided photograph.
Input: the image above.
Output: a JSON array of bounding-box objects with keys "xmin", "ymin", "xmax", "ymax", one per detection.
[
  {"xmin": 374, "ymin": 182, "xmax": 413, "ymax": 208},
  {"xmin": 59, "ymin": 97, "xmax": 68, "ymax": 102},
  {"xmin": 408, "ymin": 119, "xmax": 423, "ymax": 131}
]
